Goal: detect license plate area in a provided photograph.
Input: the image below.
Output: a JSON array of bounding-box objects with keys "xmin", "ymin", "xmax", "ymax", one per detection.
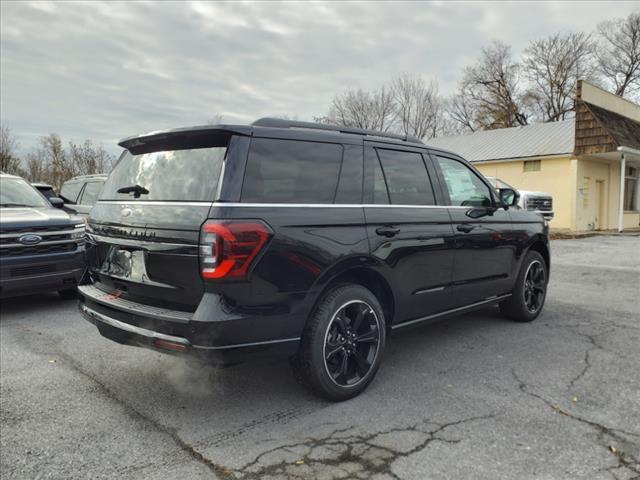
[{"xmin": 100, "ymin": 247, "xmax": 144, "ymax": 280}]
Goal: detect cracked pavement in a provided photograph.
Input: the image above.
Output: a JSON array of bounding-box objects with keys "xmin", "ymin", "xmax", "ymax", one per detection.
[{"xmin": 1, "ymin": 235, "xmax": 639, "ymax": 479}]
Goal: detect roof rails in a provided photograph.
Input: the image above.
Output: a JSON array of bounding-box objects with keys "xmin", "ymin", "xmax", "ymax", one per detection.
[
  {"xmin": 252, "ymin": 118, "xmax": 424, "ymax": 144},
  {"xmin": 68, "ymin": 173, "xmax": 109, "ymax": 180}
]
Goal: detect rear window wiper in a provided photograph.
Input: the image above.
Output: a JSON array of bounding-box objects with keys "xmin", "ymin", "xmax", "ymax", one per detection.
[{"xmin": 116, "ymin": 184, "xmax": 149, "ymax": 198}]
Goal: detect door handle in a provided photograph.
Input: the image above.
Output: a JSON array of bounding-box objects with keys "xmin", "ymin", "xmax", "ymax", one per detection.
[
  {"xmin": 376, "ymin": 226, "xmax": 401, "ymax": 238},
  {"xmin": 457, "ymin": 224, "xmax": 475, "ymax": 233}
]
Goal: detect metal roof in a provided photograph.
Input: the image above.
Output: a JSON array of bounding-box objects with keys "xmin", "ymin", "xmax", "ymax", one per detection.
[{"xmin": 428, "ymin": 119, "xmax": 575, "ymax": 162}]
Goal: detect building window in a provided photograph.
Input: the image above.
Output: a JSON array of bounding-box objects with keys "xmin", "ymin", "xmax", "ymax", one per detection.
[
  {"xmin": 523, "ymin": 160, "xmax": 541, "ymax": 172},
  {"xmin": 624, "ymin": 165, "xmax": 638, "ymax": 211}
]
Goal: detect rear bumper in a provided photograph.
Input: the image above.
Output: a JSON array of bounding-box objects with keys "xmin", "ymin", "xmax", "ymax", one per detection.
[
  {"xmin": 78, "ymin": 284, "xmax": 300, "ymax": 364},
  {"xmin": 0, "ymin": 251, "xmax": 84, "ymax": 298}
]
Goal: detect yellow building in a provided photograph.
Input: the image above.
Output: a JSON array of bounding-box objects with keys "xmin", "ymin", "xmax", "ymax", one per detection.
[{"xmin": 430, "ymin": 81, "xmax": 640, "ymax": 232}]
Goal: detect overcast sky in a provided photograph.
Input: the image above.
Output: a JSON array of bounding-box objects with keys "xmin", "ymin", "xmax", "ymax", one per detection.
[{"xmin": 1, "ymin": 1, "xmax": 638, "ymax": 155}]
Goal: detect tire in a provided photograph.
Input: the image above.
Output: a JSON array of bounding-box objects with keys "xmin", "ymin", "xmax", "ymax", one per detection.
[
  {"xmin": 292, "ymin": 284, "xmax": 386, "ymax": 401},
  {"xmin": 58, "ymin": 288, "xmax": 77, "ymax": 300},
  {"xmin": 500, "ymin": 250, "xmax": 548, "ymax": 322}
]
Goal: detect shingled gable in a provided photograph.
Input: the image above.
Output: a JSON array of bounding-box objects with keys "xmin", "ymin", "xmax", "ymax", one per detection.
[{"xmin": 574, "ymin": 81, "xmax": 640, "ymax": 155}]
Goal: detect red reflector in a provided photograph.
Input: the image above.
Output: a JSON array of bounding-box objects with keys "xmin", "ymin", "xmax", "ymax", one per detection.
[{"xmin": 153, "ymin": 339, "xmax": 189, "ymax": 352}]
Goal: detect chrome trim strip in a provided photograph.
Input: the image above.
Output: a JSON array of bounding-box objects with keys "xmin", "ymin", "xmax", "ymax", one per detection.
[
  {"xmin": 85, "ymin": 233, "xmax": 196, "ymax": 251},
  {"xmin": 96, "ymin": 201, "xmax": 214, "ymax": 206},
  {"xmin": 210, "ymin": 202, "xmax": 462, "ymax": 209},
  {"xmin": 96, "ymin": 200, "xmax": 480, "ymax": 210},
  {"xmin": 191, "ymin": 337, "xmax": 301, "ymax": 350},
  {"xmin": 391, "ymin": 294, "xmax": 512, "ymax": 330},
  {"xmin": 80, "ymin": 304, "xmax": 191, "ymax": 346},
  {"xmin": 0, "ymin": 228, "xmax": 82, "ymax": 239}
]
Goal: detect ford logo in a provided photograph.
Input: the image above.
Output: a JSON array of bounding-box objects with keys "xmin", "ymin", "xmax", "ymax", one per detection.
[
  {"xmin": 121, "ymin": 207, "xmax": 133, "ymax": 218},
  {"xmin": 18, "ymin": 234, "xmax": 43, "ymax": 245}
]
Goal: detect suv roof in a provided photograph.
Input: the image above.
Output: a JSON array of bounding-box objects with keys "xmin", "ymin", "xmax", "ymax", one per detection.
[
  {"xmin": 252, "ymin": 118, "xmax": 424, "ymax": 144},
  {"xmin": 118, "ymin": 118, "xmax": 430, "ymax": 152},
  {"xmin": 0, "ymin": 173, "xmax": 21, "ymax": 179}
]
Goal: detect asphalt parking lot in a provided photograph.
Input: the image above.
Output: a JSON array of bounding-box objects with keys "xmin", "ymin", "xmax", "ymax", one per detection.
[{"xmin": 1, "ymin": 235, "xmax": 639, "ymax": 480}]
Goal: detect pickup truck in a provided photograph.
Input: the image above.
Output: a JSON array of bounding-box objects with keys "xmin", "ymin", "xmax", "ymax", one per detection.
[
  {"xmin": 485, "ymin": 177, "xmax": 554, "ymax": 220},
  {"xmin": 0, "ymin": 173, "xmax": 85, "ymax": 299}
]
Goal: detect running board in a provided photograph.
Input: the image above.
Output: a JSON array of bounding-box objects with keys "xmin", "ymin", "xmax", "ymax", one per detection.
[{"xmin": 391, "ymin": 294, "xmax": 512, "ymax": 330}]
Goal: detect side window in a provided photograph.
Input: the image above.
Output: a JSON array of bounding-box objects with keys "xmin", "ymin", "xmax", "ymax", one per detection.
[
  {"xmin": 242, "ymin": 138, "xmax": 343, "ymax": 203},
  {"xmin": 372, "ymin": 150, "xmax": 389, "ymax": 204},
  {"xmin": 376, "ymin": 149, "xmax": 435, "ymax": 205},
  {"xmin": 435, "ymin": 156, "xmax": 493, "ymax": 207},
  {"xmin": 40, "ymin": 188, "xmax": 57, "ymax": 199},
  {"xmin": 334, "ymin": 144, "xmax": 363, "ymax": 204},
  {"xmin": 79, "ymin": 181, "xmax": 103, "ymax": 206},
  {"xmin": 60, "ymin": 182, "xmax": 82, "ymax": 204}
]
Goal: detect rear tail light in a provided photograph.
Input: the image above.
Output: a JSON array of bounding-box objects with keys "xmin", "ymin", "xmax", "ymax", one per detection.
[{"xmin": 199, "ymin": 220, "xmax": 272, "ymax": 280}]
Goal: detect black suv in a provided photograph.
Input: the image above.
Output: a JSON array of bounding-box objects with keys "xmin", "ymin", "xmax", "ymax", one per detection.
[
  {"xmin": 79, "ymin": 119, "xmax": 550, "ymax": 400},
  {"xmin": 0, "ymin": 174, "xmax": 85, "ymax": 298}
]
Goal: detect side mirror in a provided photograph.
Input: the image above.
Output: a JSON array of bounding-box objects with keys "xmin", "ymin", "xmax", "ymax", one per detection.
[
  {"xmin": 498, "ymin": 188, "xmax": 519, "ymax": 210},
  {"xmin": 49, "ymin": 197, "xmax": 64, "ymax": 209},
  {"xmin": 466, "ymin": 207, "xmax": 492, "ymax": 219}
]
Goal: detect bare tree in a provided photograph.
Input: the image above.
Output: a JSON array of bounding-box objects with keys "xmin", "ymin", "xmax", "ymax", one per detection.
[
  {"xmin": 523, "ymin": 32, "xmax": 597, "ymax": 122},
  {"xmin": 38, "ymin": 134, "xmax": 69, "ymax": 190},
  {"xmin": 597, "ymin": 11, "xmax": 640, "ymax": 98},
  {"xmin": 94, "ymin": 144, "xmax": 116, "ymax": 173},
  {"xmin": 69, "ymin": 140, "xmax": 114, "ymax": 176},
  {"xmin": 206, "ymin": 114, "xmax": 224, "ymax": 125},
  {"xmin": 450, "ymin": 41, "xmax": 529, "ymax": 131},
  {"xmin": 448, "ymin": 89, "xmax": 479, "ymax": 133},
  {"xmin": 392, "ymin": 74, "xmax": 445, "ymax": 139},
  {"xmin": 0, "ymin": 124, "xmax": 22, "ymax": 175},
  {"xmin": 25, "ymin": 149, "xmax": 46, "ymax": 182},
  {"xmin": 322, "ymin": 87, "xmax": 396, "ymax": 132}
]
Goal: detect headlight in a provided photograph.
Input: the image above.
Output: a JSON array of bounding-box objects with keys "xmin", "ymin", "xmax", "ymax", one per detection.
[{"xmin": 71, "ymin": 224, "xmax": 86, "ymax": 239}]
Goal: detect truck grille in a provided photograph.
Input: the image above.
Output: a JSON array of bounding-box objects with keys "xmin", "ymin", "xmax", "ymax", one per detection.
[
  {"xmin": 0, "ymin": 233, "xmax": 69, "ymax": 245},
  {"xmin": 0, "ymin": 225, "xmax": 71, "ymax": 234},
  {"xmin": 0, "ymin": 225, "xmax": 83, "ymax": 258},
  {"xmin": 10, "ymin": 264, "xmax": 57, "ymax": 277},
  {"xmin": 526, "ymin": 196, "xmax": 553, "ymax": 212}
]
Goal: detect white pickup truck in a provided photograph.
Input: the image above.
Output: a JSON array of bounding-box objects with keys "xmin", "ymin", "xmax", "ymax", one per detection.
[{"xmin": 485, "ymin": 177, "xmax": 554, "ymax": 220}]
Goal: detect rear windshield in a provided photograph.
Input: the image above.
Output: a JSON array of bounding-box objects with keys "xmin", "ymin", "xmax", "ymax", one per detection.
[{"xmin": 100, "ymin": 147, "xmax": 226, "ymax": 202}]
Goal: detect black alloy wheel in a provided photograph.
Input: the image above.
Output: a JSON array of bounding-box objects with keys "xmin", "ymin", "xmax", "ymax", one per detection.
[
  {"xmin": 500, "ymin": 250, "xmax": 548, "ymax": 322},
  {"xmin": 293, "ymin": 284, "xmax": 386, "ymax": 401},
  {"xmin": 323, "ymin": 300, "xmax": 381, "ymax": 387},
  {"xmin": 523, "ymin": 260, "xmax": 546, "ymax": 314}
]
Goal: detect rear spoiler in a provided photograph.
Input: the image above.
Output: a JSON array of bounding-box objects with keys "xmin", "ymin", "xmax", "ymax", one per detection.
[{"xmin": 118, "ymin": 125, "xmax": 252, "ymax": 154}]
